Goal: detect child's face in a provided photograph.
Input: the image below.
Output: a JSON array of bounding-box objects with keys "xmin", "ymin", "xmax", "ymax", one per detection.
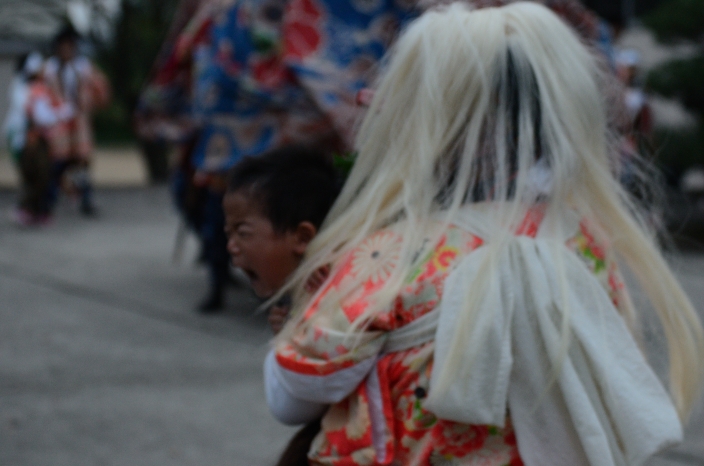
[{"xmin": 223, "ymin": 191, "xmax": 314, "ymax": 298}]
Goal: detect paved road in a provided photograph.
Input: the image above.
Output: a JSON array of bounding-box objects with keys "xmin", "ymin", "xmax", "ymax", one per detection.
[
  {"xmin": 0, "ymin": 187, "xmax": 702, "ymax": 465},
  {"xmin": 0, "ymin": 187, "xmax": 297, "ymax": 466}
]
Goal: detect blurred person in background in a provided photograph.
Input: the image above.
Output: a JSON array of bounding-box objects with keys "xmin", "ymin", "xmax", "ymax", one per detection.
[
  {"xmin": 191, "ymin": 167, "xmax": 231, "ymax": 312},
  {"xmin": 3, "ymin": 54, "xmax": 34, "ymax": 167},
  {"xmin": 616, "ymin": 48, "xmax": 653, "ymax": 157},
  {"xmin": 614, "ymin": 48, "xmax": 660, "ymax": 226},
  {"xmin": 136, "ymin": 0, "xmax": 621, "ymax": 316},
  {"xmin": 43, "ymin": 25, "xmax": 110, "ymax": 217},
  {"xmin": 3, "ymin": 52, "xmax": 75, "ymax": 226}
]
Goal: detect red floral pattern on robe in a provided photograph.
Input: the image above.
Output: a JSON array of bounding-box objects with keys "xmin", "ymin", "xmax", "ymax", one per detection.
[{"xmin": 276, "ymin": 217, "xmax": 628, "ymax": 465}]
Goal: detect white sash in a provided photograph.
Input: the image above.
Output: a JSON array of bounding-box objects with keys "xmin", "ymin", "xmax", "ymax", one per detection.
[{"xmin": 421, "ymin": 216, "xmax": 682, "ymax": 466}]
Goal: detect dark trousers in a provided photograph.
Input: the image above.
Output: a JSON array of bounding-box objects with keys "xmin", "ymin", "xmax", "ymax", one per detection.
[
  {"xmin": 18, "ymin": 139, "xmax": 51, "ymax": 215},
  {"xmin": 48, "ymin": 159, "xmax": 94, "ymax": 211},
  {"xmin": 200, "ymin": 189, "xmax": 229, "ymax": 297}
]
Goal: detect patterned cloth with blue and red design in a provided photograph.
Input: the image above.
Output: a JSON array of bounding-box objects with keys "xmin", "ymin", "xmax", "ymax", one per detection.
[{"xmin": 137, "ymin": 0, "xmax": 613, "ymax": 173}]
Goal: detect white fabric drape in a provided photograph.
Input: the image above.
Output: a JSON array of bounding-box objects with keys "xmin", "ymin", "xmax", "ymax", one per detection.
[{"xmin": 425, "ymin": 230, "xmax": 682, "ymax": 466}]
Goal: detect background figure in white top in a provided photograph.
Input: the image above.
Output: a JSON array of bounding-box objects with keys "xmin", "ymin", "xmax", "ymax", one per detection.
[
  {"xmin": 3, "ymin": 54, "xmax": 35, "ymax": 163},
  {"xmin": 43, "ymin": 25, "xmax": 110, "ymax": 217},
  {"xmin": 4, "ymin": 52, "xmax": 74, "ymax": 226}
]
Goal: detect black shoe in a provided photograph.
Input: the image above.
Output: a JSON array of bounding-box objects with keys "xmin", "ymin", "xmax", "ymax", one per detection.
[
  {"xmin": 197, "ymin": 292, "xmax": 224, "ymax": 314},
  {"xmin": 80, "ymin": 202, "xmax": 99, "ymax": 217}
]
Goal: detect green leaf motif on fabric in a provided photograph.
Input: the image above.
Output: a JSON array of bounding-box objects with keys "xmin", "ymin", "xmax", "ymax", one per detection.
[
  {"xmin": 583, "ymin": 247, "xmax": 606, "ymax": 273},
  {"xmin": 252, "ymin": 31, "xmax": 277, "ymax": 53},
  {"xmin": 413, "ymin": 399, "xmax": 437, "ymax": 427}
]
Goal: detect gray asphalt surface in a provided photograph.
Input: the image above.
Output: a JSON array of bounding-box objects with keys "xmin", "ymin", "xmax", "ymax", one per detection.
[
  {"xmin": 0, "ymin": 187, "xmax": 297, "ymax": 466},
  {"xmin": 0, "ymin": 187, "xmax": 702, "ymax": 466}
]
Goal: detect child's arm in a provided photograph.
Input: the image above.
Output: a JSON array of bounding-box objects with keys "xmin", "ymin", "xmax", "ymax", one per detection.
[
  {"xmin": 267, "ymin": 294, "xmax": 291, "ymax": 335},
  {"xmin": 266, "ymin": 257, "xmax": 386, "ymax": 413},
  {"xmin": 264, "ymin": 351, "xmax": 327, "ymax": 425},
  {"xmin": 268, "ymin": 303, "xmax": 289, "ymax": 335},
  {"xmin": 304, "ymin": 265, "xmax": 330, "ymax": 293},
  {"xmin": 268, "ymin": 266, "xmax": 330, "ymax": 334}
]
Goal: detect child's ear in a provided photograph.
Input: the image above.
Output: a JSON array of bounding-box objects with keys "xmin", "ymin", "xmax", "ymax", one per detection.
[{"xmin": 292, "ymin": 221, "xmax": 317, "ymax": 255}]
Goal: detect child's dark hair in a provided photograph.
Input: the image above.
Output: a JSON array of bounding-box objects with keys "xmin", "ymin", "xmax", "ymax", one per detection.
[
  {"xmin": 53, "ymin": 24, "xmax": 80, "ymax": 47},
  {"xmin": 227, "ymin": 145, "xmax": 341, "ymax": 232}
]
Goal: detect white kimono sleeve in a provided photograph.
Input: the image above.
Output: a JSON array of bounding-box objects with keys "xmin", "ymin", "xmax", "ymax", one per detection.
[{"xmin": 263, "ymin": 351, "xmax": 328, "ymax": 425}]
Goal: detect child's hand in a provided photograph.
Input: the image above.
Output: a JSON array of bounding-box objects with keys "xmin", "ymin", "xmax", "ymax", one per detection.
[
  {"xmin": 268, "ymin": 304, "xmax": 290, "ymax": 335},
  {"xmin": 305, "ymin": 265, "xmax": 330, "ymax": 293}
]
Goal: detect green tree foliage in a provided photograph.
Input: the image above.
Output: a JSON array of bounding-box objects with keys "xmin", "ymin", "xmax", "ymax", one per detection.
[
  {"xmin": 647, "ymin": 57, "xmax": 704, "ymax": 118},
  {"xmin": 641, "ymin": 0, "xmax": 704, "ymax": 181},
  {"xmin": 653, "ymin": 126, "xmax": 704, "ymax": 183},
  {"xmin": 643, "ymin": 0, "xmax": 704, "ymax": 119},
  {"xmin": 94, "ymin": 0, "xmax": 179, "ymax": 143},
  {"xmin": 641, "ymin": 0, "xmax": 704, "ymax": 43}
]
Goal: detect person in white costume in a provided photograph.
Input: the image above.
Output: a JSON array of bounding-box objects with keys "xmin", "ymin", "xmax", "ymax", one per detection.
[
  {"xmin": 264, "ymin": 3, "xmax": 704, "ymax": 465},
  {"xmin": 43, "ymin": 25, "xmax": 110, "ymax": 217},
  {"xmin": 3, "ymin": 53, "xmax": 38, "ymax": 161},
  {"xmin": 4, "ymin": 52, "xmax": 75, "ymax": 226}
]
